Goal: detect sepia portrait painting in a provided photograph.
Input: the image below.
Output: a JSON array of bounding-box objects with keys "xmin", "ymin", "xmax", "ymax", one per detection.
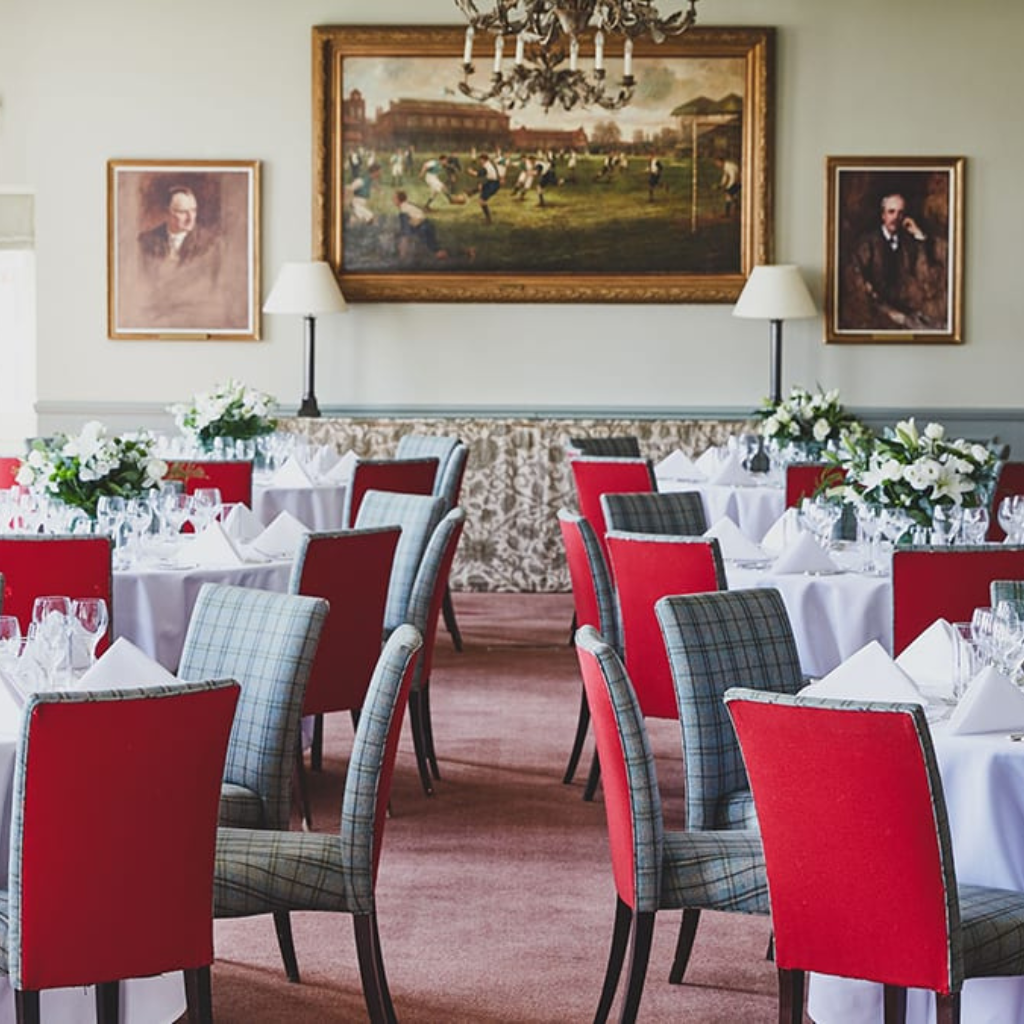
[
  {"xmin": 825, "ymin": 156, "xmax": 964, "ymax": 344},
  {"xmin": 107, "ymin": 160, "xmax": 260, "ymax": 340},
  {"xmin": 312, "ymin": 26, "xmax": 773, "ymax": 303}
]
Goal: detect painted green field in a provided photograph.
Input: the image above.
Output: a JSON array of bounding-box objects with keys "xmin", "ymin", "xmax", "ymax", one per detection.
[{"xmin": 343, "ymin": 152, "xmax": 741, "ymax": 274}]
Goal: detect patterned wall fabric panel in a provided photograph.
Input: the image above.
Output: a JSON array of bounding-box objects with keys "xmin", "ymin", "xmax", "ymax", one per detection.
[{"xmin": 282, "ymin": 417, "xmax": 751, "ymax": 592}]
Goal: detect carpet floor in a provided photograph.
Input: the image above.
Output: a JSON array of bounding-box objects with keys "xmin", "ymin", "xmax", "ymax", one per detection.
[{"xmin": 207, "ymin": 592, "xmax": 787, "ymax": 1023}]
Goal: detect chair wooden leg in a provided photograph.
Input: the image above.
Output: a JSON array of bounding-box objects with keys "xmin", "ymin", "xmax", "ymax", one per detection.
[
  {"xmin": 274, "ymin": 910, "xmax": 301, "ymax": 983},
  {"xmin": 14, "ymin": 990, "xmax": 40, "ymax": 1024},
  {"xmin": 441, "ymin": 584, "xmax": 463, "ymax": 652},
  {"xmin": 408, "ymin": 690, "xmax": 435, "ymax": 796},
  {"xmin": 884, "ymin": 984, "xmax": 908, "ymax": 1024},
  {"xmin": 568, "ymin": 609, "xmax": 578, "ymax": 647},
  {"xmin": 350, "ymin": 707, "xmax": 361, "ymax": 731},
  {"xmin": 95, "ymin": 981, "xmax": 119, "ymax": 1024},
  {"xmin": 311, "ymin": 713, "xmax": 324, "ymax": 771},
  {"xmin": 421, "ymin": 683, "xmax": 441, "ymax": 780},
  {"xmin": 619, "ymin": 909, "xmax": 656, "ymax": 1024},
  {"xmin": 777, "ymin": 967, "xmax": 805, "ymax": 1024},
  {"xmin": 371, "ymin": 911, "xmax": 398, "ymax": 1023},
  {"xmin": 766, "ymin": 930, "xmax": 775, "ymax": 962},
  {"xmin": 185, "ymin": 965, "xmax": 214, "ymax": 1024},
  {"xmin": 595, "ymin": 897, "xmax": 633, "ymax": 1024},
  {"xmin": 354, "ymin": 913, "xmax": 397, "ymax": 1024},
  {"xmin": 583, "ymin": 749, "xmax": 602, "ymax": 802},
  {"xmin": 668, "ymin": 908, "xmax": 701, "ymax": 984},
  {"xmin": 934, "ymin": 992, "xmax": 961, "ymax": 1024},
  {"xmin": 294, "ymin": 746, "xmax": 313, "ymax": 831},
  {"xmin": 563, "ymin": 686, "xmax": 591, "ymax": 784}
]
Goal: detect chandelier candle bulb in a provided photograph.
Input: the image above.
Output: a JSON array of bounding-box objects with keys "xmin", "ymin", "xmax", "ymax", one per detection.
[
  {"xmin": 493, "ymin": 33, "xmax": 504, "ymax": 74},
  {"xmin": 594, "ymin": 30, "xmax": 605, "ymax": 71},
  {"xmin": 570, "ymin": 37, "xmax": 580, "ymax": 72},
  {"xmin": 463, "ymin": 25, "xmax": 474, "ymax": 65},
  {"xmin": 514, "ymin": 33, "xmax": 525, "ymax": 65},
  {"xmin": 623, "ymin": 37, "xmax": 633, "ymax": 78}
]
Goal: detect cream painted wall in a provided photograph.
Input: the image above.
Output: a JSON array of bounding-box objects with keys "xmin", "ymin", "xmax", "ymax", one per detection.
[{"xmin": 1, "ymin": 0, "xmax": 1021, "ymax": 424}]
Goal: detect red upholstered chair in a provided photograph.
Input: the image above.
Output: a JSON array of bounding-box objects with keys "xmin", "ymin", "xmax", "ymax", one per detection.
[
  {"xmin": 725, "ymin": 688, "xmax": 1024, "ymax": 1024},
  {"xmin": 0, "ymin": 535, "xmax": 114, "ymax": 654},
  {"xmin": 891, "ymin": 545, "xmax": 1024, "ymax": 655},
  {"xmin": 289, "ymin": 527, "xmax": 401, "ymax": 825},
  {"xmin": 342, "ymin": 456, "xmax": 439, "ymax": 528},
  {"xmin": 605, "ymin": 531, "xmax": 726, "ymax": 721},
  {"xmin": 0, "ymin": 458, "xmax": 21, "ymax": 489},
  {"xmin": 165, "ymin": 458, "xmax": 254, "ymax": 507},
  {"xmin": 784, "ymin": 463, "xmax": 846, "ymax": 508},
  {"xmin": 988, "ymin": 461, "xmax": 1024, "ymax": 540},
  {"xmin": 568, "ymin": 456, "xmax": 656, "ymax": 562},
  {"xmin": 6, "ymin": 680, "xmax": 239, "ymax": 1024}
]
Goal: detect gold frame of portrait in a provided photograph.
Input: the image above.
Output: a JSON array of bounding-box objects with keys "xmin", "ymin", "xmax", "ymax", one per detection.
[
  {"xmin": 311, "ymin": 25, "xmax": 774, "ymax": 304},
  {"xmin": 824, "ymin": 155, "xmax": 965, "ymax": 344},
  {"xmin": 107, "ymin": 159, "xmax": 261, "ymax": 341}
]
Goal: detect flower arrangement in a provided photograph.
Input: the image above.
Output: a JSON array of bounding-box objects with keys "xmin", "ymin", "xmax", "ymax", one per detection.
[
  {"xmin": 832, "ymin": 418, "xmax": 999, "ymax": 528},
  {"xmin": 756, "ymin": 385, "xmax": 864, "ymax": 458},
  {"xmin": 16, "ymin": 421, "xmax": 168, "ymax": 517},
  {"xmin": 171, "ymin": 379, "xmax": 277, "ymax": 448}
]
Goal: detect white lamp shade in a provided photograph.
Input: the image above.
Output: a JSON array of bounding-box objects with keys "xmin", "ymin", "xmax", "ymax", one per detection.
[
  {"xmin": 263, "ymin": 261, "xmax": 347, "ymax": 315},
  {"xmin": 733, "ymin": 264, "xmax": 817, "ymax": 321}
]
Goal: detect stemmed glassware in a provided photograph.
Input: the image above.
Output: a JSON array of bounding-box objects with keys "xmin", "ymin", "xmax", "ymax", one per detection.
[
  {"xmin": 190, "ymin": 487, "xmax": 223, "ymax": 533},
  {"xmin": 960, "ymin": 506, "xmax": 991, "ymax": 545},
  {"xmin": 71, "ymin": 597, "xmax": 109, "ymax": 672},
  {"xmin": 0, "ymin": 615, "xmax": 22, "ymax": 663},
  {"xmin": 800, "ymin": 495, "xmax": 841, "ymax": 551},
  {"xmin": 931, "ymin": 504, "xmax": 962, "ymax": 546},
  {"xmin": 161, "ymin": 492, "xmax": 193, "ymax": 537},
  {"xmin": 855, "ymin": 503, "xmax": 883, "ymax": 574},
  {"xmin": 998, "ymin": 495, "xmax": 1024, "ymax": 544},
  {"xmin": 29, "ymin": 596, "xmax": 73, "ymax": 687}
]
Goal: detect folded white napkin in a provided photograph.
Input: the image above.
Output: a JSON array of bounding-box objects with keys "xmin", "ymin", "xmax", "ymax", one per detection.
[
  {"xmin": 772, "ymin": 530, "xmax": 841, "ymax": 575},
  {"xmin": 703, "ymin": 517, "xmax": 766, "ymax": 562},
  {"xmin": 895, "ymin": 619, "xmax": 957, "ymax": 700},
  {"xmin": 309, "ymin": 445, "xmax": 341, "ymax": 479},
  {"xmin": 251, "ymin": 510, "xmax": 309, "ymax": 559},
  {"xmin": 270, "ymin": 456, "xmax": 314, "ymax": 487},
  {"xmin": 761, "ymin": 507, "xmax": 803, "ymax": 555},
  {"xmin": 222, "ymin": 502, "xmax": 264, "ymax": 544},
  {"xmin": 802, "ymin": 640, "xmax": 925, "ymax": 705},
  {"xmin": 320, "ymin": 449, "xmax": 357, "ymax": 485},
  {"xmin": 947, "ymin": 664, "xmax": 1024, "ymax": 735},
  {"xmin": 710, "ymin": 451, "xmax": 754, "ymax": 486},
  {"xmin": 75, "ymin": 637, "xmax": 179, "ymax": 692},
  {"xmin": 656, "ymin": 449, "xmax": 706, "ymax": 482},
  {"xmin": 695, "ymin": 447, "xmax": 725, "ymax": 477},
  {"xmin": 189, "ymin": 521, "xmax": 246, "ymax": 566}
]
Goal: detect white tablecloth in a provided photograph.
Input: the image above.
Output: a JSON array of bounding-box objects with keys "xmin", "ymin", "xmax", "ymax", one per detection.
[
  {"xmin": 725, "ymin": 562, "xmax": 892, "ymax": 678},
  {"xmin": 252, "ymin": 481, "xmax": 346, "ymax": 532},
  {"xmin": 113, "ymin": 555, "xmax": 293, "ymax": 670},
  {"xmin": 659, "ymin": 475, "xmax": 785, "ymax": 543},
  {"xmin": 809, "ymin": 728, "xmax": 1024, "ymax": 1022}
]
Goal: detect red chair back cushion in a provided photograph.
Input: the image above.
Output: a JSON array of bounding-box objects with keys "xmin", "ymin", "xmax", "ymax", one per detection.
[
  {"xmin": 606, "ymin": 533, "xmax": 724, "ymax": 719},
  {"xmin": 298, "ymin": 528, "xmax": 400, "ymax": 717},
  {"xmin": 17, "ymin": 684, "xmax": 239, "ymax": 989},
  {"xmin": 347, "ymin": 458, "xmax": 439, "ymax": 528},
  {"xmin": 569, "ymin": 458, "xmax": 655, "ymax": 561},
  {"xmin": 784, "ymin": 464, "xmax": 846, "ymax": 509},
  {"xmin": 892, "ymin": 546, "xmax": 1024, "ymax": 654},
  {"xmin": 728, "ymin": 697, "xmax": 954, "ymax": 992},
  {"xmin": 165, "ymin": 459, "xmax": 254, "ymax": 507},
  {"xmin": 0, "ymin": 458, "xmax": 21, "ymax": 489},
  {"xmin": 559, "ymin": 515, "xmax": 603, "ymax": 633}
]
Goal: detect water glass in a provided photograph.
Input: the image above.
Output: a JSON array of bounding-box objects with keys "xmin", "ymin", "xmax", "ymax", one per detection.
[
  {"xmin": 998, "ymin": 495, "xmax": 1024, "ymax": 543},
  {"xmin": 72, "ymin": 597, "xmax": 109, "ymax": 671},
  {"xmin": 931, "ymin": 504, "xmax": 962, "ymax": 546},
  {"xmin": 960, "ymin": 506, "xmax": 990, "ymax": 545},
  {"xmin": 30, "ymin": 596, "xmax": 73, "ymax": 687},
  {"xmin": 951, "ymin": 622, "xmax": 978, "ymax": 699},
  {"xmin": 190, "ymin": 487, "xmax": 223, "ymax": 532}
]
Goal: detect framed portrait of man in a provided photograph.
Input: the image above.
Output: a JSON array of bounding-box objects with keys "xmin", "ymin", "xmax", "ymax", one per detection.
[
  {"xmin": 825, "ymin": 156, "xmax": 964, "ymax": 344},
  {"xmin": 107, "ymin": 159, "xmax": 261, "ymax": 340}
]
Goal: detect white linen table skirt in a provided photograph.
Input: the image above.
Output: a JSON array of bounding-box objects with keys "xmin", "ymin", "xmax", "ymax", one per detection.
[{"xmin": 251, "ymin": 481, "xmax": 346, "ymax": 532}]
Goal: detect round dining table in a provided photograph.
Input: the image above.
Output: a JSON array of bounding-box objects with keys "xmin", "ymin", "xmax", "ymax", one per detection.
[
  {"xmin": 659, "ymin": 473, "xmax": 785, "ymax": 544},
  {"xmin": 251, "ymin": 479, "xmax": 347, "ymax": 532}
]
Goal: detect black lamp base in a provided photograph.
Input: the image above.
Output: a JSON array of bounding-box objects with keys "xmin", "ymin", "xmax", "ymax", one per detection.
[{"xmin": 298, "ymin": 396, "xmax": 321, "ymax": 418}]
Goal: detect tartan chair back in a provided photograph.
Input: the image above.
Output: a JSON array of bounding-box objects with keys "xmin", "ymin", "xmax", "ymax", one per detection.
[
  {"xmin": 601, "ymin": 490, "xmax": 708, "ymax": 537},
  {"xmin": 178, "ymin": 584, "xmax": 328, "ymax": 830},
  {"xmin": 567, "ymin": 436, "xmax": 642, "ymax": 458}
]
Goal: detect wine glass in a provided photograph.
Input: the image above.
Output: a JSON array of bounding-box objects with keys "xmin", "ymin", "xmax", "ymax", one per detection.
[
  {"xmin": 855, "ymin": 502, "xmax": 883, "ymax": 573},
  {"xmin": 960, "ymin": 506, "xmax": 990, "ymax": 545},
  {"xmin": 190, "ymin": 487, "xmax": 223, "ymax": 532},
  {"xmin": 72, "ymin": 597, "xmax": 109, "ymax": 671},
  {"xmin": 162, "ymin": 492, "xmax": 193, "ymax": 537},
  {"xmin": 30, "ymin": 596, "xmax": 73, "ymax": 686},
  {"xmin": 971, "ymin": 606, "xmax": 995, "ymax": 666},
  {"xmin": 998, "ymin": 495, "xmax": 1024, "ymax": 544},
  {"xmin": 931, "ymin": 504, "xmax": 962, "ymax": 546},
  {"xmin": 0, "ymin": 615, "xmax": 22, "ymax": 665}
]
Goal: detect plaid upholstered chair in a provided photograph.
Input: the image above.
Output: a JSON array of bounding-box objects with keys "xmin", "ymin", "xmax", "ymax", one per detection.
[
  {"xmin": 655, "ymin": 588, "xmax": 804, "ymax": 984},
  {"xmin": 574, "ymin": 627, "xmax": 769, "ymax": 1024},
  {"xmin": 354, "ymin": 490, "xmax": 447, "ymax": 635},
  {"xmin": 214, "ymin": 625, "xmax": 423, "ymax": 1018},
  {"xmin": 404, "ymin": 508, "xmax": 466, "ymax": 795},
  {"xmin": 567, "ymin": 435, "xmax": 642, "ymax": 458},
  {"xmin": 725, "ymin": 688, "xmax": 1024, "ymax": 1024},
  {"xmin": 5, "ymin": 681, "xmax": 239, "ymax": 1024},
  {"xmin": 289, "ymin": 527, "xmax": 401, "ymax": 826},
  {"xmin": 568, "ymin": 456, "xmax": 656, "ymax": 563},
  {"xmin": 178, "ymin": 583, "xmax": 328, "ymax": 831},
  {"xmin": 557, "ymin": 509, "xmax": 620, "ymax": 801},
  {"xmin": 601, "ymin": 490, "xmax": 708, "ymax": 537},
  {"xmin": 342, "ymin": 456, "xmax": 439, "ymax": 528}
]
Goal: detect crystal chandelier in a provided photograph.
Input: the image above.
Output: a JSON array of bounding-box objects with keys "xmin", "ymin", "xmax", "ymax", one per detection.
[{"xmin": 454, "ymin": 0, "xmax": 699, "ymax": 113}]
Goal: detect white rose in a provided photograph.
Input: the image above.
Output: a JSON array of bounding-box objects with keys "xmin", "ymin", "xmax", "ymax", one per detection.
[
  {"xmin": 144, "ymin": 458, "xmax": 168, "ymax": 485},
  {"xmin": 762, "ymin": 416, "xmax": 780, "ymax": 438},
  {"xmin": 27, "ymin": 449, "xmax": 47, "ymax": 469},
  {"xmin": 924, "ymin": 422, "xmax": 945, "ymax": 441},
  {"xmin": 970, "ymin": 444, "xmax": 990, "ymax": 462},
  {"xmin": 813, "ymin": 418, "xmax": 831, "ymax": 442},
  {"xmin": 15, "ymin": 464, "xmax": 35, "ymax": 486},
  {"xmin": 880, "ymin": 458, "xmax": 904, "ymax": 482}
]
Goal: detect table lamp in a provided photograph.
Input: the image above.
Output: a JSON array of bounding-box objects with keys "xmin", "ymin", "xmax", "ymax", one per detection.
[
  {"xmin": 263, "ymin": 261, "xmax": 347, "ymax": 417},
  {"xmin": 733, "ymin": 264, "xmax": 817, "ymax": 406}
]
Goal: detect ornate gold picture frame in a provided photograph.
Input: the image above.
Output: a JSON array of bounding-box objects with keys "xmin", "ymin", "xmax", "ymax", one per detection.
[
  {"xmin": 825, "ymin": 155, "xmax": 964, "ymax": 344},
  {"xmin": 107, "ymin": 159, "xmax": 261, "ymax": 340},
  {"xmin": 312, "ymin": 25, "xmax": 773, "ymax": 303}
]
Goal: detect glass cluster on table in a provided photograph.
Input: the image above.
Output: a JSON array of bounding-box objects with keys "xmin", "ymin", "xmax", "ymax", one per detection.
[
  {"xmin": 969, "ymin": 601, "xmax": 1024, "ymax": 687},
  {"xmin": 0, "ymin": 596, "xmax": 109, "ymax": 693},
  {"xmin": 153, "ymin": 430, "xmax": 312, "ymax": 482}
]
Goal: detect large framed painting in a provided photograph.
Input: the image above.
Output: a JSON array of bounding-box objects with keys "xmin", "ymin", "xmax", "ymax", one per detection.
[
  {"xmin": 107, "ymin": 159, "xmax": 261, "ymax": 340},
  {"xmin": 312, "ymin": 25, "xmax": 773, "ymax": 303},
  {"xmin": 825, "ymin": 156, "xmax": 964, "ymax": 344}
]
